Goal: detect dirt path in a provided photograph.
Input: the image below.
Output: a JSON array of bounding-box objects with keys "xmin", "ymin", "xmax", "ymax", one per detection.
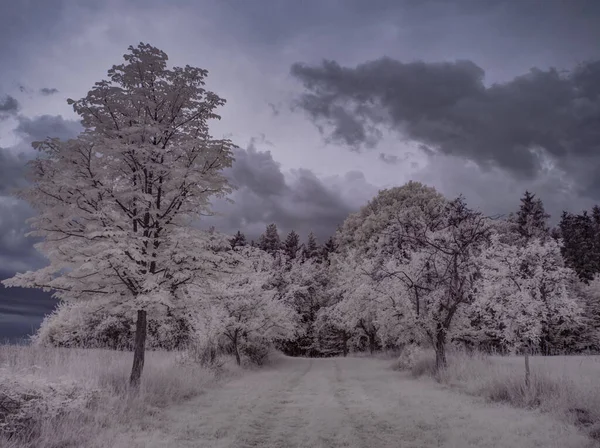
[{"xmin": 134, "ymin": 356, "xmax": 596, "ymax": 448}]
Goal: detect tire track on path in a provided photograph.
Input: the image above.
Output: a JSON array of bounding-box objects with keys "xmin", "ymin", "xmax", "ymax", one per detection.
[{"xmin": 231, "ymin": 358, "xmax": 314, "ymax": 448}]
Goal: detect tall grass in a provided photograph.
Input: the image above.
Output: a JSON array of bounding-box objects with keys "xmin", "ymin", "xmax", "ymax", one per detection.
[
  {"xmin": 0, "ymin": 344, "xmax": 239, "ymax": 448},
  {"xmin": 406, "ymin": 348, "xmax": 600, "ymax": 440}
]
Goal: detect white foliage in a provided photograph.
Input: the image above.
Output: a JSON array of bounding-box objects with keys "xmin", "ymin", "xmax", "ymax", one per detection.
[
  {"xmin": 2, "ymin": 43, "xmax": 236, "ymax": 326},
  {"xmin": 475, "ymin": 234, "xmax": 582, "ymax": 353},
  {"xmin": 33, "ymin": 299, "xmax": 192, "ymax": 350},
  {"xmin": 0, "ymin": 367, "xmax": 100, "ymax": 437},
  {"xmin": 193, "ymin": 246, "xmax": 298, "ymax": 354}
]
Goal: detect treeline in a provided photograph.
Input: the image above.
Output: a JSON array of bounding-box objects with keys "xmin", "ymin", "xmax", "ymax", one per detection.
[
  {"xmin": 33, "ymin": 183, "xmax": 600, "ymax": 361},
  {"xmin": 227, "ymin": 188, "xmax": 600, "ymax": 358}
]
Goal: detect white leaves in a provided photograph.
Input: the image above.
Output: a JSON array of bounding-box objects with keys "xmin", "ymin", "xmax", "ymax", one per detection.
[
  {"xmin": 192, "ymin": 246, "xmax": 299, "ymax": 345},
  {"xmin": 476, "ymin": 235, "xmax": 582, "ymax": 351},
  {"xmin": 2, "ymin": 44, "xmax": 237, "ymax": 319}
]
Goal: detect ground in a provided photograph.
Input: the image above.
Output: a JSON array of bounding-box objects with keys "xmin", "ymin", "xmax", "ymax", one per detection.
[{"xmin": 119, "ymin": 355, "xmax": 596, "ymax": 448}]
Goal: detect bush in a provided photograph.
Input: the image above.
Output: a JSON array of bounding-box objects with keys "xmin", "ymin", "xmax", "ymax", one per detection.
[
  {"xmin": 410, "ymin": 356, "xmax": 438, "ymax": 378},
  {"xmin": 0, "ymin": 367, "xmax": 100, "ymax": 441},
  {"xmin": 241, "ymin": 339, "xmax": 271, "ymax": 366},
  {"xmin": 392, "ymin": 344, "xmax": 425, "ymax": 371},
  {"xmin": 175, "ymin": 341, "xmax": 226, "ymax": 371},
  {"xmin": 33, "ymin": 301, "xmax": 192, "ymax": 351},
  {"xmin": 0, "ymin": 344, "xmax": 233, "ymax": 447}
]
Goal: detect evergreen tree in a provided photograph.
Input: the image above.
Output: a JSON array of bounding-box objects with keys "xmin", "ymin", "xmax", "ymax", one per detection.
[
  {"xmin": 510, "ymin": 191, "xmax": 550, "ymax": 243},
  {"xmin": 229, "ymin": 230, "xmax": 247, "ymax": 249},
  {"xmin": 258, "ymin": 223, "xmax": 282, "ymax": 256},
  {"xmin": 283, "ymin": 230, "xmax": 301, "ymax": 260},
  {"xmin": 302, "ymin": 231, "xmax": 320, "ymax": 261},
  {"xmin": 559, "ymin": 211, "xmax": 598, "ymax": 283},
  {"xmin": 321, "ymin": 236, "xmax": 337, "ymax": 263}
]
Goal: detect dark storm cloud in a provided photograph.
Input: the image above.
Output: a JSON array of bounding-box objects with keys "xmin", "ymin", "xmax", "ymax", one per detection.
[
  {"xmin": 39, "ymin": 87, "xmax": 59, "ymax": 96},
  {"xmin": 205, "ymin": 142, "xmax": 376, "ymax": 242},
  {"xmin": 0, "ymin": 114, "xmax": 81, "ymax": 274},
  {"xmin": 0, "ymin": 95, "xmax": 19, "ymax": 119},
  {"xmin": 196, "ymin": 0, "xmax": 600, "ymax": 78},
  {"xmin": 15, "ymin": 114, "xmax": 82, "ymax": 142},
  {"xmin": 229, "ymin": 140, "xmax": 287, "ymax": 196},
  {"xmin": 0, "ymin": 147, "xmax": 41, "ymax": 273},
  {"xmin": 0, "ymin": 199, "xmax": 46, "ymax": 273},
  {"xmin": 0, "ymin": 148, "xmax": 29, "ymax": 195},
  {"xmin": 291, "ymin": 58, "xmax": 600, "ymax": 197},
  {"xmin": 0, "ymin": 269, "xmax": 56, "ymax": 342}
]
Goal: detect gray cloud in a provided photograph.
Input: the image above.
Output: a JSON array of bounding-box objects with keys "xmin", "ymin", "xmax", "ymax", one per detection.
[
  {"xmin": 291, "ymin": 58, "xmax": 600, "ymax": 198},
  {"xmin": 413, "ymin": 153, "xmax": 597, "ymax": 227},
  {"xmin": 0, "ymin": 114, "xmax": 82, "ymax": 275},
  {"xmin": 0, "ymin": 269, "xmax": 57, "ymax": 342},
  {"xmin": 0, "ymin": 95, "xmax": 19, "ymax": 119},
  {"xmin": 204, "ymin": 141, "xmax": 378, "ymax": 242},
  {"xmin": 15, "ymin": 114, "xmax": 82, "ymax": 142},
  {"xmin": 0, "ymin": 199, "xmax": 46, "ymax": 273},
  {"xmin": 204, "ymin": 0, "xmax": 600, "ymax": 63},
  {"xmin": 40, "ymin": 87, "xmax": 59, "ymax": 96},
  {"xmin": 0, "ymin": 148, "xmax": 29, "ymax": 195}
]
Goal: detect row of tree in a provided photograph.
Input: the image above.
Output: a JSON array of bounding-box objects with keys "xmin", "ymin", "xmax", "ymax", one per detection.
[
  {"xmin": 229, "ymin": 227, "xmax": 336, "ymax": 264},
  {"xmin": 4, "ymin": 43, "xmax": 600, "ymax": 390}
]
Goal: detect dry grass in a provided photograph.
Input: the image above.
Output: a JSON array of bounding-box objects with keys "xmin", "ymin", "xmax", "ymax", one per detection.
[
  {"xmin": 407, "ymin": 348, "xmax": 600, "ymax": 441},
  {"xmin": 0, "ymin": 344, "xmax": 241, "ymax": 448}
]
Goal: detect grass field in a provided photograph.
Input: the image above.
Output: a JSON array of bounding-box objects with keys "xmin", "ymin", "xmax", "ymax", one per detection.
[
  {"xmin": 408, "ymin": 349, "xmax": 600, "ymax": 442},
  {"xmin": 1, "ymin": 344, "xmax": 598, "ymax": 447},
  {"xmin": 0, "ymin": 344, "xmax": 240, "ymax": 448}
]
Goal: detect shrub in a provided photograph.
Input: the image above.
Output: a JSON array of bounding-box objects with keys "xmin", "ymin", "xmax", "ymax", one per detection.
[
  {"xmin": 33, "ymin": 301, "xmax": 192, "ymax": 351},
  {"xmin": 392, "ymin": 344, "xmax": 425, "ymax": 371},
  {"xmin": 0, "ymin": 367, "xmax": 100, "ymax": 442},
  {"xmin": 241, "ymin": 339, "xmax": 271, "ymax": 366}
]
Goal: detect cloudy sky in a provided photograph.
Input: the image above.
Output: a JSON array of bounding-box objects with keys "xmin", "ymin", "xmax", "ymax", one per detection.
[{"xmin": 1, "ymin": 0, "xmax": 600, "ymax": 340}]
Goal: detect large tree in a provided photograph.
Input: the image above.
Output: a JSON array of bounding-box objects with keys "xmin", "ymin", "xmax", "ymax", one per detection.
[
  {"xmin": 2, "ymin": 43, "xmax": 235, "ymax": 388},
  {"xmin": 476, "ymin": 234, "xmax": 581, "ymax": 384},
  {"xmin": 385, "ymin": 197, "xmax": 492, "ymax": 369}
]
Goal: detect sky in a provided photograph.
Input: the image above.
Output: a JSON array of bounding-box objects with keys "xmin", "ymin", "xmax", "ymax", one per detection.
[{"xmin": 1, "ymin": 0, "xmax": 600, "ymax": 340}]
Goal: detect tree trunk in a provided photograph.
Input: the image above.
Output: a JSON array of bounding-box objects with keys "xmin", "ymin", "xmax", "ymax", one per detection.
[
  {"xmin": 524, "ymin": 350, "xmax": 531, "ymax": 388},
  {"xmin": 435, "ymin": 330, "xmax": 447, "ymax": 371},
  {"xmin": 233, "ymin": 336, "xmax": 241, "ymax": 366},
  {"xmin": 129, "ymin": 309, "xmax": 147, "ymax": 390},
  {"xmin": 369, "ymin": 332, "xmax": 376, "ymax": 355}
]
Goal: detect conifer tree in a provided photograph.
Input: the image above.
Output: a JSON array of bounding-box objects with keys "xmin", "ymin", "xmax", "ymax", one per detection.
[
  {"xmin": 229, "ymin": 230, "xmax": 248, "ymax": 249},
  {"xmin": 302, "ymin": 231, "xmax": 320, "ymax": 261},
  {"xmin": 509, "ymin": 191, "xmax": 550, "ymax": 243},
  {"xmin": 321, "ymin": 236, "xmax": 337, "ymax": 263},
  {"xmin": 560, "ymin": 211, "xmax": 598, "ymax": 282},
  {"xmin": 258, "ymin": 223, "xmax": 282, "ymax": 256},
  {"xmin": 283, "ymin": 230, "xmax": 301, "ymax": 260}
]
